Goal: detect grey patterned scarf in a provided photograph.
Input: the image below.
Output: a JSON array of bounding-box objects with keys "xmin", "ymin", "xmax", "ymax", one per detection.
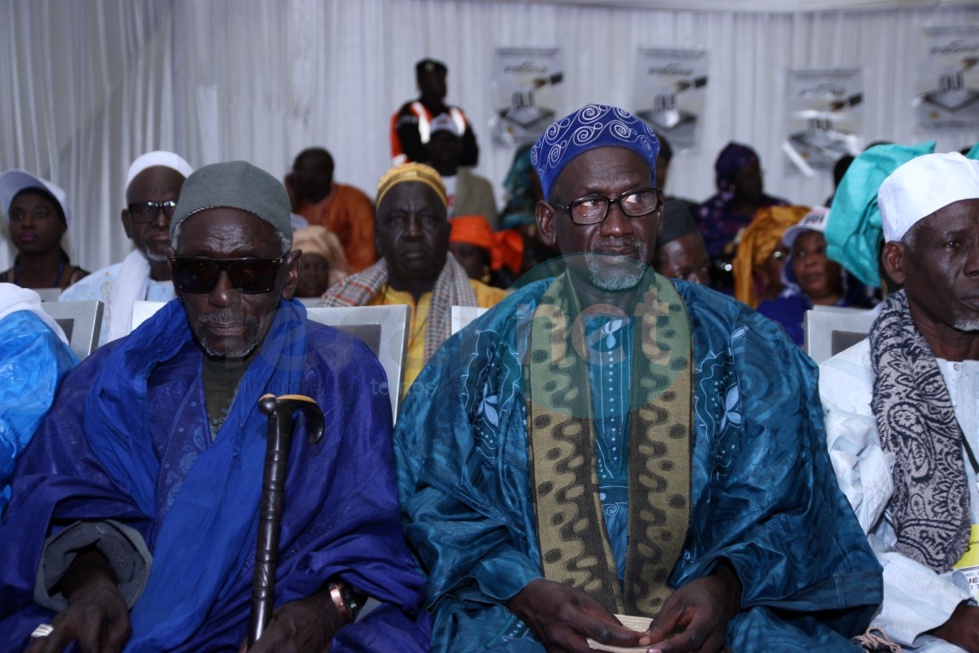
[{"xmin": 869, "ymin": 289, "xmax": 970, "ymax": 573}]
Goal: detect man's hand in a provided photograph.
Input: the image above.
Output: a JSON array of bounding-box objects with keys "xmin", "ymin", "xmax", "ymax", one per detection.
[
  {"xmin": 25, "ymin": 550, "xmax": 131, "ymax": 653},
  {"xmin": 240, "ymin": 588, "xmax": 346, "ymax": 653},
  {"xmin": 644, "ymin": 566, "xmax": 742, "ymax": 653},
  {"xmin": 507, "ymin": 578, "xmax": 651, "ymax": 653},
  {"xmin": 930, "ymin": 602, "xmax": 979, "ymax": 653}
]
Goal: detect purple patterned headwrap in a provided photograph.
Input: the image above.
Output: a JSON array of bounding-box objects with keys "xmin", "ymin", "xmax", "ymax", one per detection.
[
  {"xmin": 531, "ymin": 104, "xmax": 659, "ymax": 200},
  {"xmin": 714, "ymin": 142, "xmax": 759, "ymax": 192}
]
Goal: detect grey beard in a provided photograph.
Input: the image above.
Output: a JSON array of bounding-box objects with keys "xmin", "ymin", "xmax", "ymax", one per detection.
[
  {"xmin": 196, "ymin": 311, "xmax": 260, "ymax": 359},
  {"xmin": 953, "ymin": 315, "xmax": 979, "ymax": 332},
  {"xmin": 584, "ymin": 246, "xmax": 648, "ymax": 291},
  {"xmin": 144, "ymin": 250, "xmax": 169, "ymax": 263}
]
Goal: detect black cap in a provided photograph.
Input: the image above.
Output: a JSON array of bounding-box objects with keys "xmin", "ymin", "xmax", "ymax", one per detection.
[
  {"xmin": 658, "ymin": 200, "xmax": 700, "ymax": 246},
  {"xmin": 416, "ymin": 58, "xmax": 448, "ymax": 76}
]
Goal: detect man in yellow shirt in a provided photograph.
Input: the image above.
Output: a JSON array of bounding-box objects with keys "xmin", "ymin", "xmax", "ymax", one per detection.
[{"xmin": 321, "ymin": 163, "xmax": 506, "ymax": 396}]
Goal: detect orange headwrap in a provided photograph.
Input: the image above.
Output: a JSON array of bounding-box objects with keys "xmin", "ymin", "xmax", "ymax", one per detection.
[
  {"xmin": 450, "ymin": 215, "xmax": 524, "ymax": 275},
  {"xmin": 733, "ymin": 205, "xmax": 809, "ymax": 308}
]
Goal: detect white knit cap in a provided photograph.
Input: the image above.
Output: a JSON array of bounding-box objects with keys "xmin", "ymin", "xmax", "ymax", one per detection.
[
  {"xmin": 0, "ymin": 170, "xmax": 71, "ymax": 224},
  {"xmin": 125, "ymin": 150, "xmax": 194, "ymax": 189},
  {"xmin": 782, "ymin": 206, "xmax": 830, "ymax": 249},
  {"xmin": 879, "ymin": 152, "xmax": 979, "ymax": 243}
]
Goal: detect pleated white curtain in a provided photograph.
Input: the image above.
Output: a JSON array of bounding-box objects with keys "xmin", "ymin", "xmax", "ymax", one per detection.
[{"xmin": 2, "ymin": 0, "xmax": 978, "ymax": 272}]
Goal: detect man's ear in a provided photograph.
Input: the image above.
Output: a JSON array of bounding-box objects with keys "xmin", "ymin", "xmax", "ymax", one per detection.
[
  {"xmin": 536, "ymin": 200, "xmax": 558, "ymax": 248},
  {"xmin": 121, "ymin": 208, "xmax": 134, "ymax": 240},
  {"xmin": 280, "ymin": 249, "xmax": 302, "ymax": 300},
  {"xmin": 881, "ymin": 241, "xmax": 907, "ymax": 286}
]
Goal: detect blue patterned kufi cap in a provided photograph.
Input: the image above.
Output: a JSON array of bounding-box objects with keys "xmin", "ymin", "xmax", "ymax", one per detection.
[{"xmin": 531, "ymin": 104, "xmax": 659, "ymax": 200}]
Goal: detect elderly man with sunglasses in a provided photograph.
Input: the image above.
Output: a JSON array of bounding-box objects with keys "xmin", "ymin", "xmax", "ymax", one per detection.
[
  {"xmin": 59, "ymin": 151, "xmax": 193, "ymax": 347},
  {"xmin": 394, "ymin": 105, "xmax": 882, "ymax": 653},
  {"xmin": 0, "ymin": 161, "xmax": 430, "ymax": 652}
]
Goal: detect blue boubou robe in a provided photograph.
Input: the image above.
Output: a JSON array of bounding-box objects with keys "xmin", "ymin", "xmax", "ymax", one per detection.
[
  {"xmin": 0, "ymin": 299, "xmax": 430, "ymax": 652},
  {"xmin": 395, "ymin": 275, "xmax": 882, "ymax": 652}
]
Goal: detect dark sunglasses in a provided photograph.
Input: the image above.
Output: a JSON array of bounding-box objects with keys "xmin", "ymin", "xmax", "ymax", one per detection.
[
  {"xmin": 170, "ymin": 257, "xmax": 284, "ymax": 294},
  {"xmin": 128, "ymin": 200, "xmax": 178, "ymax": 223}
]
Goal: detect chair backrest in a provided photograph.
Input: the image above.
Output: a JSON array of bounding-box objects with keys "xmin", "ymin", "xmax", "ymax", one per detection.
[
  {"xmin": 133, "ymin": 301, "xmax": 410, "ymax": 419},
  {"xmin": 41, "ymin": 300, "xmax": 104, "ymax": 360},
  {"xmin": 33, "ymin": 288, "xmax": 62, "ymax": 302},
  {"xmin": 303, "ymin": 305, "xmax": 409, "ymax": 418},
  {"xmin": 451, "ymin": 305, "xmax": 488, "ymax": 335},
  {"xmin": 804, "ymin": 305, "xmax": 877, "ymax": 365}
]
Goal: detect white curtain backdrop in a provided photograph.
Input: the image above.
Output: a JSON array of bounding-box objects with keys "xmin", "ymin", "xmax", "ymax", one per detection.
[{"xmin": 2, "ymin": 0, "xmax": 978, "ymax": 272}]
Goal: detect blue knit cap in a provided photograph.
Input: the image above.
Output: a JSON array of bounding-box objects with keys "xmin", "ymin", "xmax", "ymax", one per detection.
[{"xmin": 531, "ymin": 104, "xmax": 659, "ymax": 200}]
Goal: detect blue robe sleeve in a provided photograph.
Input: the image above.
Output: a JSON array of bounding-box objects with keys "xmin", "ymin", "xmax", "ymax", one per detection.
[{"xmin": 0, "ymin": 311, "xmax": 77, "ymax": 515}]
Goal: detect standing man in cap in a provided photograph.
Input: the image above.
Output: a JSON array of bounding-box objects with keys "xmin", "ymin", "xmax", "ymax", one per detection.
[
  {"xmin": 391, "ymin": 58, "xmax": 479, "ymax": 167},
  {"xmin": 0, "ymin": 161, "xmax": 430, "ymax": 652},
  {"xmin": 394, "ymin": 104, "xmax": 882, "ymax": 652},
  {"xmin": 59, "ymin": 151, "xmax": 193, "ymax": 346},
  {"xmin": 821, "ymin": 152, "xmax": 979, "ymax": 652}
]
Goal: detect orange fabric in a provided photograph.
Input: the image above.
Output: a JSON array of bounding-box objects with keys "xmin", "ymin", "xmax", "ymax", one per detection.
[
  {"xmin": 450, "ymin": 215, "xmax": 494, "ymax": 249},
  {"xmin": 295, "ymin": 182, "xmax": 377, "ymax": 273},
  {"xmin": 450, "ymin": 216, "xmax": 524, "ymax": 275}
]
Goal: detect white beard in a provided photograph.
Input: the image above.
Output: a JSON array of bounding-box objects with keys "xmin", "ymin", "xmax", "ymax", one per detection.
[
  {"xmin": 953, "ymin": 315, "xmax": 979, "ymax": 332},
  {"xmin": 583, "ymin": 246, "xmax": 648, "ymax": 291}
]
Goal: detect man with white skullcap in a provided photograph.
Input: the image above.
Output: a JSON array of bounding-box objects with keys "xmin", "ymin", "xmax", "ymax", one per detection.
[
  {"xmin": 821, "ymin": 152, "xmax": 979, "ymax": 652},
  {"xmin": 59, "ymin": 151, "xmax": 194, "ymax": 346},
  {"xmin": 395, "ymin": 104, "xmax": 881, "ymax": 653}
]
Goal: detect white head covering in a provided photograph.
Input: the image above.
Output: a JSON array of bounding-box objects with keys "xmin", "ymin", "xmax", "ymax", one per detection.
[
  {"xmin": 879, "ymin": 152, "xmax": 979, "ymax": 243},
  {"xmin": 782, "ymin": 206, "xmax": 830, "ymax": 249},
  {"xmin": 125, "ymin": 150, "xmax": 194, "ymax": 189},
  {"xmin": 0, "ymin": 170, "xmax": 71, "ymax": 224}
]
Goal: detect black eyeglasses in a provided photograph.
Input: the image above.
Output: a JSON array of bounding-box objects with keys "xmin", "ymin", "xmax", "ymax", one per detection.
[
  {"xmin": 550, "ymin": 187, "xmax": 662, "ymax": 226},
  {"xmin": 170, "ymin": 257, "xmax": 284, "ymax": 294},
  {"xmin": 128, "ymin": 200, "xmax": 178, "ymax": 224}
]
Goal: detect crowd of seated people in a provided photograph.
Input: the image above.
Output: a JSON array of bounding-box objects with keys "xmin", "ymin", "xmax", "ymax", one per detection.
[{"xmin": 3, "ymin": 55, "xmax": 979, "ymax": 652}]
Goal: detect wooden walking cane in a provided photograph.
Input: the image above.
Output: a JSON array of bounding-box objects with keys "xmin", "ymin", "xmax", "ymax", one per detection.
[{"xmin": 247, "ymin": 393, "xmax": 325, "ymax": 649}]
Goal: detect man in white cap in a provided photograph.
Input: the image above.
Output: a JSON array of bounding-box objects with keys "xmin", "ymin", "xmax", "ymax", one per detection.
[
  {"xmin": 59, "ymin": 151, "xmax": 194, "ymax": 346},
  {"xmin": 426, "ymin": 113, "xmax": 497, "ymax": 225},
  {"xmin": 821, "ymin": 151, "xmax": 979, "ymax": 652}
]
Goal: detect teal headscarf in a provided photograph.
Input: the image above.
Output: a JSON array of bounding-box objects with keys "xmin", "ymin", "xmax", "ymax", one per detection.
[{"xmin": 825, "ymin": 142, "xmax": 935, "ymax": 287}]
